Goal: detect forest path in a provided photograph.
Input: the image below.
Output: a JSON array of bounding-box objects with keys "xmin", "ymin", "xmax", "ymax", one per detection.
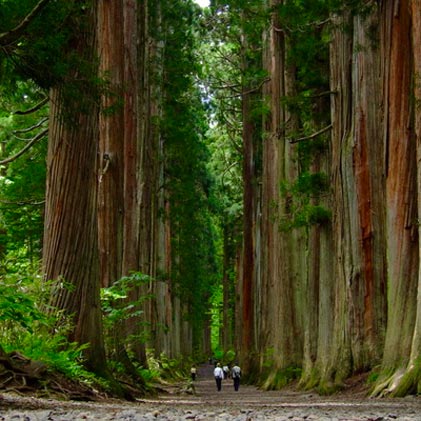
[
  {"xmin": 1, "ymin": 364, "xmax": 421, "ymax": 420},
  {"xmin": 135, "ymin": 363, "xmax": 421, "ymax": 419}
]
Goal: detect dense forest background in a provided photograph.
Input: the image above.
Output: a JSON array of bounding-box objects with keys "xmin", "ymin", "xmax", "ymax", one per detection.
[{"xmin": 0, "ymin": 0, "xmax": 420, "ymax": 398}]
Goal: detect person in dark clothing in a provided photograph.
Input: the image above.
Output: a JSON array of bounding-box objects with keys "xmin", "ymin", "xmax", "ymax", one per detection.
[{"xmin": 231, "ymin": 363, "xmax": 241, "ymax": 391}]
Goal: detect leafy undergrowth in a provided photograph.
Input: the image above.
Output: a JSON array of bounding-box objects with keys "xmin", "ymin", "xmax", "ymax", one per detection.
[
  {"xmin": 0, "ymin": 347, "xmax": 114, "ymax": 401},
  {"xmin": 0, "ymin": 346, "xmax": 194, "ymax": 403}
]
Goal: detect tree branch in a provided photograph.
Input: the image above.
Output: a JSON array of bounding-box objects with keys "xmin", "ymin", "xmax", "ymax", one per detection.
[
  {"xmin": 0, "ymin": 128, "xmax": 48, "ymax": 165},
  {"xmin": 306, "ymin": 90, "xmax": 337, "ymax": 99},
  {"xmin": 0, "ymin": 199, "xmax": 45, "ymax": 206},
  {"xmin": 273, "ymin": 18, "xmax": 332, "ymax": 34},
  {"xmin": 0, "ymin": 0, "xmax": 51, "ymax": 47},
  {"xmin": 288, "ymin": 124, "xmax": 332, "ymax": 144},
  {"xmin": 13, "ymin": 97, "xmax": 49, "ymax": 115},
  {"xmin": 220, "ymin": 77, "xmax": 270, "ymax": 100},
  {"xmin": 13, "ymin": 117, "xmax": 48, "ymax": 134}
]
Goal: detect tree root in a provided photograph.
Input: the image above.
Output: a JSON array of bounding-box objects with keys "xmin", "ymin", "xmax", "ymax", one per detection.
[{"xmin": 0, "ymin": 347, "xmax": 99, "ymax": 401}]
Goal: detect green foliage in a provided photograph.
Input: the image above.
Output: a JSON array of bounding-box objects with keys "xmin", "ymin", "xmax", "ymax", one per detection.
[
  {"xmin": 280, "ymin": 171, "xmax": 331, "ymax": 230},
  {"xmin": 264, "ymin": 366, "xmax": 303, "ymax": 390},
  {"xmin": 219, "ymin": 349, "xmax": 236, "ymax": 364},
  {"xmin": 367, "ymin": 368, "xmax": 380, "ymax": 384},
  {"xmin": 101, "ymin": 272, "xmax": 152, "ymax": 344},
  {"xmin": 283, "ymin": 203, "xmax": 331, "ymax": 230},
  {"xmin": 294, "ymin": 171, "xmax": 329, "ymax": 195},
  {"xmin": 0, "ymin": 82, "xmax": 47, "ymax": 264},
  {"xmin": 307, "ymin": 205, "xmax": 331, "ymax": 225},
  {"xmin": 261, "ymin": 347, "xmax": 276, "ymax": 369},
  {"xmin": 0, "ymin": 1, "xmax": 94, "ymax": 90},
  {"xmin": 209, "ymin": 284, "xmax": 223, "ymax": 351},
  {"xmin": 213, "ymin": 348, "xmax": 225, "ymax": 362},
  {"xmin": 328, "ymin": 0, "xmax": 376, "ymax": 18},
  {"xmin": 0, "ymin": 273, "xmax": 94, "ymax": 382},
  {"xmin": 0, "ymin": 282, "xmax": 44, "ymax": 332},
  {"xmin": 199, "ymin": 0, "xmax": 270, "ymax": 354},
  {"xmin": 275, "ymin": 1, "xmax": 334, "ymax": 229},
  {"xmin": 158, "ymin": 0, "xmax": 223, "ymax": 353},
  {"xmin": 146, "ymin": 351, "xmax": 186, "ymax": 382},
  {"xmin": 276, "ymin": 0, "xmax": 331, "ymax": 125}
]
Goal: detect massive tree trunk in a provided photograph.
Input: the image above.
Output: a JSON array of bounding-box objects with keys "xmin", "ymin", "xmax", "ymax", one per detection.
[
  {"xmin": 373, "ymin": 0, "xmax": 419, "ymax": 396},
  {"xmin": 259, "ymin": 0, "xmax": 302, "ymax": 389},
  {"xmin": 120, "ymin": 0, "xmax": 146, "ymax": 365},
  {"xmin": 138, "ymin": 0, "xmax": 176, "ymax": 358},
  {"xmin": 381, "ymin": 0, "xmax": 418, "ymax": 369},
  {"xmin": 350, "ymin": 7, "xmax": 387, "ymax": 370},
  {"xmin": 97, "ymin": 0, "xmax": 125, "ymax": 289},
  {"xmin": 97, "ymin": 1, "xmax": 121, "ymax": 261},
  {"xmin": 43, "ymin": 1, "xmax": 107, "ymax": 375},
  {"xmin": 403, "ymin": 0, "xmax": 421, "ymax": 396},
  {"xmin": 121, "ymin": 0, "xmax": 141, "ymax": 278},
  {"xmin": 97, "ymin": 0, "xmax": 147, "ymax": 369},
  {"xmin": 240, "ymin": 25, "xmax": 260, "ymax": 374},
  {"xmin": 300, "ymin": 93, "xmax": 334, "ymax": 390},
  {"xmin": 222, "ymin": 223, "xmax": 233, "ymax": 350},
  {"xmin": 315, "ymin": 3, "xmax": 387, "ymax": 391}
]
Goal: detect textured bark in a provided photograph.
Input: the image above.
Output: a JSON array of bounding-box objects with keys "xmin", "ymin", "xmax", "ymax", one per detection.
[
  {"xmin": 97, "ymin": 0, "xmax": 140, "ymax": 280},
  {"xmin": 410, "ymin": 0, "xmax": 421, "ymax": 367},
  {"xmin": 97, "ymin": 0, "xmax": 125, "ymax": 288},
  {"xmin": 349, "ymin": 6, "xmax": 387, "ymax": 369},
  {"xmin": 301, "ymin": 166, "xmax": 335, "ymax": 389},
  {"xmin": 97, "ymin": 0, "xmax": 147, "ymax": 369},
  {"xmin": 138, "ymin": 0, "xmax": 175, "ymax": 358},
  {"xmin": 399, "ymin": 0, "xmax": 421, "ymax": 395},
  {"xmin": 240, "ymin": 41, "xmax": 259, "ymax": 373},
  {"xmin": 121, "ymin": 0, "xmax": 141, "ymax": 278},
  {"xmin": 328, "ymin": 10, "xmax": 357, "ymax": 386},
  {"xmin": 259, "ymin": 0, "xmax": 302, "ymax": 388},
  {"xmin": 222, "ymin": 224, "xmax": 233, "ymax": 350},
  {"xmin": 43, "ymin": 1, "xmax": 107, "ymax": 375},
  {"xmin": 121, "ymin": 0, "xmax": 147, "ymax": 366},
  {"xmin": 381, "ymin": 0, "xmax": 418, "ymax": 369},
  {"xmin": 316, "ymin": 3, "xmax": 387, "ymax": 390},
  {"xmin": 372, "ymin": 0, "xmax": 420, "ymax": 396}
]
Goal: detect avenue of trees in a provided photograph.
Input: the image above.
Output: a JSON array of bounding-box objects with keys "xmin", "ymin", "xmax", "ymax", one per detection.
[{"xmin": 0, "ymin": 0, "xmax": 421, "ymax": 398}]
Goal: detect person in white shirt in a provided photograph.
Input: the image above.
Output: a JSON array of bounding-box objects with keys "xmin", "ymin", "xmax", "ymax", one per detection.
[
  {"xmin": 190, "ymin": 365, "xmax": 197, "ymax": 381},
  {"xmin": 213, "ymin": 363, "xmax": 224, "ymax": 391}
]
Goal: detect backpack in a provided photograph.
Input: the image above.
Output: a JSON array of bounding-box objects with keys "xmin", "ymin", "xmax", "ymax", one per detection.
[{"xmin": 232, "ymin": 366, "xmax": 241, "ymax": 378}]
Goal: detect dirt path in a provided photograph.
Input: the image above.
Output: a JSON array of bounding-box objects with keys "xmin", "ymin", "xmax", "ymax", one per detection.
[{"xmin": 1, "ymin": 364, "xmax": 421, "ymax": 420}]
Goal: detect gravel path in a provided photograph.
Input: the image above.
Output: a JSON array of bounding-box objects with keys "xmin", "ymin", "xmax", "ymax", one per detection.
[{"xmin": 1, "ymin": 364, "xmax": 420, "ymax": 420}]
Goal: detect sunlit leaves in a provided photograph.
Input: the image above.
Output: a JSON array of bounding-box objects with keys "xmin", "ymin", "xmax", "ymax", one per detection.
[{"xmin": 101, "ymin": 273, "xmax": 152, "ymax": 325}]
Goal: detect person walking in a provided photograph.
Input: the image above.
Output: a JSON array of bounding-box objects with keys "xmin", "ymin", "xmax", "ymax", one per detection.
[
  {"xmin": 231, "ymin": 362, "xmax": 241, "ymax": 391},
  {"xmin": 214, "ymin": 363, "xmax": 224, "ymax": 391},
  {"xmin": 223, "ymin": 364, "xmax": 229, "ymax": 379},
  {"xmin": 190, "ymin": 365, "xmax": 197, "ymax": 381}
]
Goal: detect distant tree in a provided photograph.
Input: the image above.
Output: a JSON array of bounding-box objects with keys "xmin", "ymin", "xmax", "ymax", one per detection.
[{"xmin": 160, "ymin": 0, "xmax": 219, "ymax": 357}]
